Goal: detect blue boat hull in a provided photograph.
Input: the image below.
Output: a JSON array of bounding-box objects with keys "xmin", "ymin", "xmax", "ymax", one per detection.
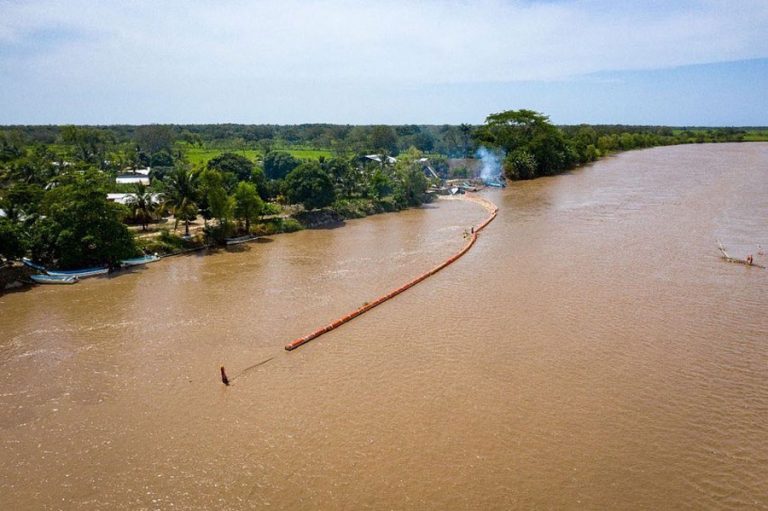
[
  {"xmin": 22, "ymin": 258, "xmax": 47, "ymax": 272},
  {"xmin": 45, "ymin": 267, "xmax": 108, "ymax": 278},
  {"xmin": 30, "ymin": 274, "xmax": 78, "ymax": 285}
]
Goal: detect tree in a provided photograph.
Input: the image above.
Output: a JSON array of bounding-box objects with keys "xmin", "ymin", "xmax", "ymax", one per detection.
[
  {"xmin": 0, "ymin": 217, "xmax": 26, "ymax": 262},
  {"xmin": 251, "ymin": 166, "xmax": 268, "ymax": 200},
  {"xmin": 0, "ymin": 182, "xmax": 44, "ymax": 222},
  {"xmin": 233, "ymin": 182, "xmax": 263, "ymax": 232},
  {"xmin": 412, "ymin": 131, "xmax": 435, "ymax": 152},
  {"xmin": 368, "ymin": 168, "xmax": 393, "ymax": 199},
  {"xmin": 150, "ymin": 150, "xmax": 174, "ymax": 167},
  {"xmin": 0, "ymin": 130, "xmax": 25, "ymax": 163},
  {"xmin": 125, "ymin": 183, "xmax": 157, "ymax": 230},
  {"xmin": 393, "ymin": 149, "xmax": 429, "ymax": 207},
  {"xmin": 162, "ymin": 164, "xmax": 199, "ymax": 237},
  {"xmin": 60, "ymin": 126, "xmax": 113, "ymax": 168},
  {"xmin": 285, "ymin": 162, "xmax": 336, "ymax": 210},
  {"xmin": 207, "ymin": 152, "xmax": 255, "ymax": 192},
  {"xmin": 5, "ymin": 150, "xmax": 55, "ymax": 185},
  {"xmin": 475, "ymin": 110, "xmax": 549, "ymax": 148},
  {"xmin": 258, "ymin": 138, "xmax": 274, "ymax": 155},
  {"xmin": 321, "ymin": 157, "xmax": 352, "ymax": 194},
  {"xmin": 504, "ymin": 149, "xmax": 537, "ymax": 180},
  {"xmin": 475, "ymin": 109, "xmax": 574, "ymax": 179},
  {"xmin": 344, "ymin": 126, "xmax": 370, "ymax": 154},
  {"xmin": 317, "ymin": 157, "xmax": 352, "ymax": 197},
  {"xmin": 29, "ymin": 170, "xmax": 135, "ymax": 268},
  {"xmin": 459, "ymin": 123, "xmax": 473, "ymax": 157},
  {"xmin": 199, "ymin": 168, "xmax": 232, "ymax": 229},
  {"xmin": 135, "ymin": 125, "xmax": 175, "ymax": 156},
  {"xmin": 263, "ymin": 151, "xmax": 299, "ymax": 180},
  {"xmin": 370, "ymin": 125, "xmax": 398, "ymax": 154}
]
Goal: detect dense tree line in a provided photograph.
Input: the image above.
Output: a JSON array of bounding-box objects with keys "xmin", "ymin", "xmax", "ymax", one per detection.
[
  {"xmin": 3, "ymin": 122, "xmax": 762, "ymax": 164},
  {"xmin": 0, "ymin": 126, "xmax": 434, "ymax": 268},
  {"xmin": 1, "ymin": 114, "xmax": 764, "ymax": 268},
  {"xmin": 1, "ymin": 123, "xmax": 478, "ymax": 158},
  {"xmin": 474, "ymin": 110, "xmax": 762, "ymax": 181}
]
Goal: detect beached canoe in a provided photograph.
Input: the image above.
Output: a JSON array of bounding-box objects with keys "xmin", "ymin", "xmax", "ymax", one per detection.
[
  {"xmin": 22, "ymin": 257, "xmax": 47, "ymax": 272},
  {"xmin": 30, "ymin": 274, "xmax": 78, "ymax": 285},
  {"xmin": 121, "ymin": 254, "xmax": 161, "ymax": 267},
  {"xmin": 225, "ymin": 234, "xmax": 258, "ymax": 245},
  {"xmin": 23, "ymin": 257, "xmax": 108, "ymax": 278},
  {"xmin": 45, "ymin": 267, "xmax": 109, "ymax": 279}
]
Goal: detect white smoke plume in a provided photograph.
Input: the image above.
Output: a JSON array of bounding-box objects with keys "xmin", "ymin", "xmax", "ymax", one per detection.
[{"xmin": 475, "ymin": 146, "xmax": 505, "ymax": 186}]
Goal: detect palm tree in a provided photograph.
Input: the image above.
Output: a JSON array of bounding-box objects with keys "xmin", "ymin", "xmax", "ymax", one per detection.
[
  {"xmin": 125, "ymin": 183, "xmax": 156, "ymax": 230},
  {"xmin": 161, "ymin": 165, "xmax": 199, "ymax": 237}
]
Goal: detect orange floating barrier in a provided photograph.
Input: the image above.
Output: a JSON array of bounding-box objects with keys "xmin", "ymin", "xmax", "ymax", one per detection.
[{"xmin": 284, "ymin": 195, "xmax": 498, "ymax": 351}]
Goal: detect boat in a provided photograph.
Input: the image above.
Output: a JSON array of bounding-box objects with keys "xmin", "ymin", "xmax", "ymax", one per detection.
[
  {"xmin": 23, "ymin": 257, "xmax": 109, "ymax": 278},
  {"xmin": 225, "ymin": 234, "xmax": 259, "ymax": 246},
  {"xmin": 30, "ymin": 274, "xmax": 78, "ymax": 285},
  {"xmin": 22, "ymin": 257, "xmax": 47, "ymax": 272},
  {"xmin": 483, "ymin": 178, "xmax": 506, "ymax": 188},
  {"xmin": 45, "ymin": 266, "xmax": 109, "ymax": 279},
  {"xmin": 121, "ymin": 254, "xmax": 161, "ymax": 267}
]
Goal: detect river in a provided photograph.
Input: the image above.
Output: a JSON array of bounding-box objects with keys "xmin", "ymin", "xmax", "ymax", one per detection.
[{"xmin": 1, "ymin": 143, "xmax": 767, "ymax": 509}]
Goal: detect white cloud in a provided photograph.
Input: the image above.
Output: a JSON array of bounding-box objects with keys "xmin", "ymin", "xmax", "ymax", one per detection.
[
  {"xmin": 1, "ymin": 0, "xmax": 767, "ymax": 123},
  {"xmin": 3, "ymin": 0, "xmax": 768, "ymax": 81}
]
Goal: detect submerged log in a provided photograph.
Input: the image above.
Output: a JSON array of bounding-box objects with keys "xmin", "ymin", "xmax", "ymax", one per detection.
[{"xmin": 717, "ymin": 241, "xmax": 766, "ymax": 269}]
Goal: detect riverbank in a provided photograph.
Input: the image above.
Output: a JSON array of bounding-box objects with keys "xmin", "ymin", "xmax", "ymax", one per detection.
[
  {"xmin": 0, "ymin": 192, "xmax": 440, "ymax": 294},
  {"xmin": 0, "ymin": 264, "xmax": 34, "ymax": 292}
]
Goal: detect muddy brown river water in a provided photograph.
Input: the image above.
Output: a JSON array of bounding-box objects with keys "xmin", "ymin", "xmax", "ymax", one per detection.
[{"xmin": 1, "ymin": 143, "xmax": 767, "ymax": 509}]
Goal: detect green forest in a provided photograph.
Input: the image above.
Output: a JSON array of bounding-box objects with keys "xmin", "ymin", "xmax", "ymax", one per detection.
[{"xmin": 1, "ymin": 110, "xmax": 766, "ymax": 270}]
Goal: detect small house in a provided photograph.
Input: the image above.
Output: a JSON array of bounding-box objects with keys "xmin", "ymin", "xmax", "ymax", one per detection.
[{"xmin": 116, "ymin": 174, "xmax": 150, "ymax": 186}]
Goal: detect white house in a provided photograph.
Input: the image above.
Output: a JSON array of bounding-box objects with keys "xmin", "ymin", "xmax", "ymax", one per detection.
[
  {"xmin": 106, "ymin": 193, "xmax": 160, "ymax": 205},
  {"xmin": 116, "ymin": 174, "xmax": 150, "ymax": 185},
  {"xmin": 124, "ymin": 167, "xmax": 151, "ymax": 176},
  {"xmin": 364, "ymin": 154, "xmax": 397, "ymax": 164}
]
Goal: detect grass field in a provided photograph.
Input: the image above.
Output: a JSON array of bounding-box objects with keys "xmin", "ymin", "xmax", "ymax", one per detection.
[
  {"xmin": 287, "ymin": 148, "xmax": 336, "ymax": 160},
  {"xmin": 182, "ymin": 147, "xmax": 261, "ymax": 166},
  {"xmin": 742, "ymin": 130, "xmax": 768, "ymax": 141},
  {"xmin": 180, "ymin": 145, "xmax": 334, "ymax": 166}
]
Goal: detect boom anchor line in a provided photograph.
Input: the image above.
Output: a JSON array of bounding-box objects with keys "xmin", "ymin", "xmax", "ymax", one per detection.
[
  {"xmin": 220, "ymin": 195, "xmax": 498, "ymax": 384},
  {"xmin": 283, "ymin": 194, "xmax": 498, "ymax": 352}
]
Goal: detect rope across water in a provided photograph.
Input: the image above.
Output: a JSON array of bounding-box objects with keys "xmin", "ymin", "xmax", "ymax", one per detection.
[{"xmin": 284, "ymin": 194, "xmax": 498, "ymax": 351}]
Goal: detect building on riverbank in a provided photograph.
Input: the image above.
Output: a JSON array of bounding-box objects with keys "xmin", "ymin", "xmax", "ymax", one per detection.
[{"xmin": 115, "ymin": 174, "xmax": 150, "ymax": 186}]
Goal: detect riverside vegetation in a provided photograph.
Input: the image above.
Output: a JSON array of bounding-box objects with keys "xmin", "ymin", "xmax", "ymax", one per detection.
[{"xmin": 1, "ymin": 110, "xmax": 765, "ymax": 273}]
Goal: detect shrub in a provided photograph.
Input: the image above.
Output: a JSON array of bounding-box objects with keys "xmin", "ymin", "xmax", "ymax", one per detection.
[
  {"xmin": 253, "ymin": 217, "xmax": 303, "ymax": 235},
  {"xmin": 137, "ymin": 229, "xmax": 191, "ymax": 255},
  {"xmin": 157, "ymin": 229, "xmax": 185, "ymax": 248},
  {"xmin": 203, "ymin": 223, "xmax": 236, "ymax": 244}
]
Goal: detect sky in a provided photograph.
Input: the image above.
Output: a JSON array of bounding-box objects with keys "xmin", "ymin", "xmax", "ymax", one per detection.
[{"xmin": 1, "ymin": 0, "xmax": 767, "ymax": 126}]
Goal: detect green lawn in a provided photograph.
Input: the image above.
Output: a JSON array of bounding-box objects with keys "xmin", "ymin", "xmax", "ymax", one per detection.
[
  {"xmin": 286, "ymin": 148, "xmax": 335, "ymax": 160},
  {"xmin": 742, "ymin": 130, "xmax": 768, "ymax": 142},
  {"xmin": 180, "ymin": 145, "xmax": 334, "ymax": 166},
  {"xmin": 182, "ymin": 147, "xmax": 261, "ymax": 166}
]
